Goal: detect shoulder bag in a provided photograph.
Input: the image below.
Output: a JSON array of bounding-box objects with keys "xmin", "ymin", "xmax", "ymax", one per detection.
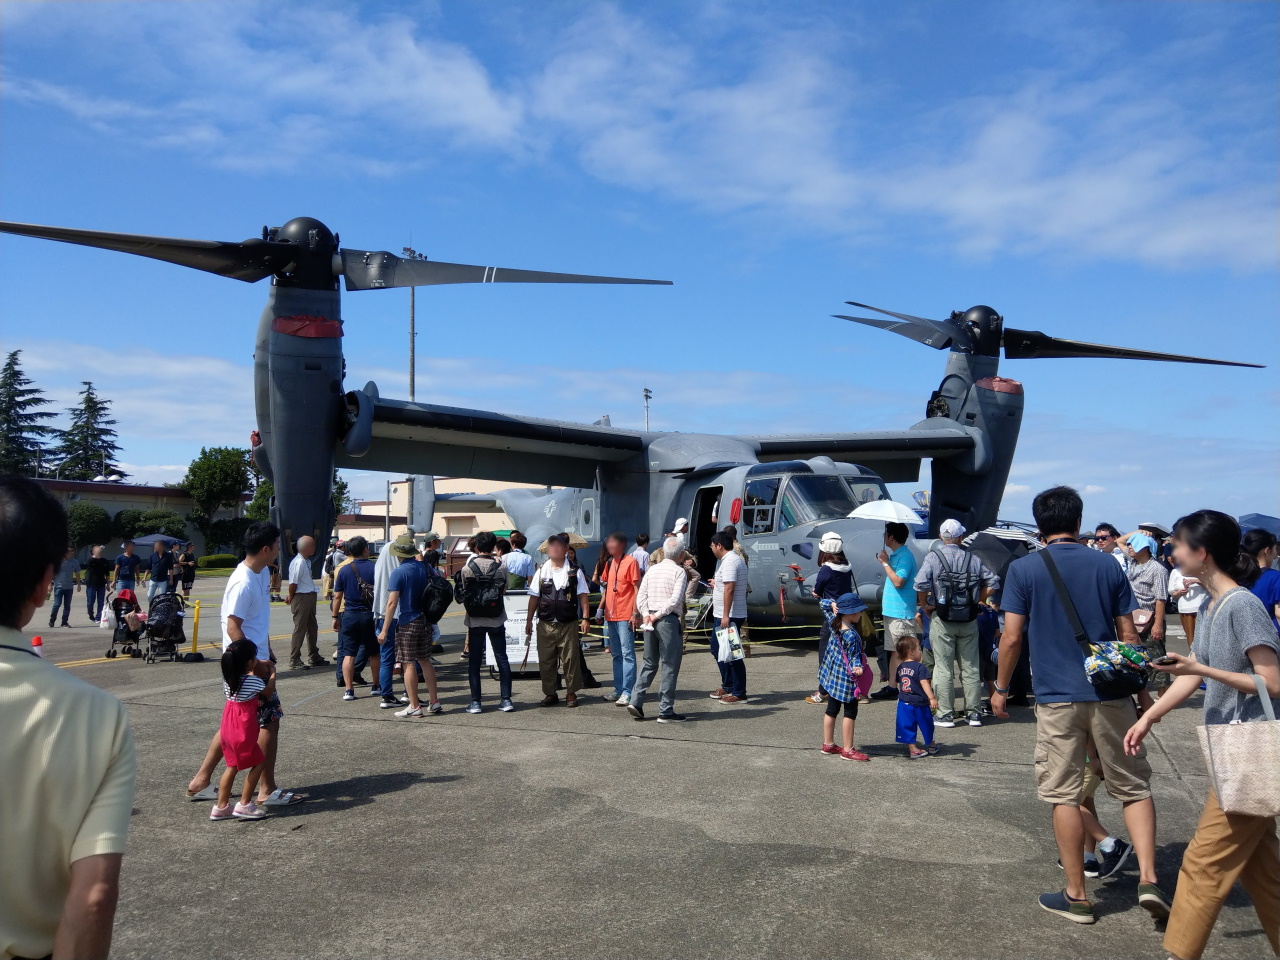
[
  {"xmin": 1198, "ymin": 672, "xmax": 1280, "ymax": 817},
  {"xmin": 1039, "ymin": 548, "xmax": 1147, "ymax": 698}
]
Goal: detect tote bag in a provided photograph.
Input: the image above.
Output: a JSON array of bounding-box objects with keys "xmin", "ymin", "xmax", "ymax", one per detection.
[{"xmin": 1197, "ymin": 673, "xmax": 1280, "ymax": 817}]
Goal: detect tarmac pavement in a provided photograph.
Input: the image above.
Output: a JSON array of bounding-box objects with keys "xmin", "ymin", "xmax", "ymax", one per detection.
[{"xmin": 38, "ymin": 582, "xmax": 1272, "ymax": 959}]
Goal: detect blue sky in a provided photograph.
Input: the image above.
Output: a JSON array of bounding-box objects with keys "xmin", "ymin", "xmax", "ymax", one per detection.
[{"xmin": 1, "ymin": 0, "xmax": 1276, "ymax": 527}]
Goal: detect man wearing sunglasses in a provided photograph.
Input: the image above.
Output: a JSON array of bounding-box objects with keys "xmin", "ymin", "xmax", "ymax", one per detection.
[{"xmin": 1093, "ymin": 523, "xmax": 1128, "ymax": 573}]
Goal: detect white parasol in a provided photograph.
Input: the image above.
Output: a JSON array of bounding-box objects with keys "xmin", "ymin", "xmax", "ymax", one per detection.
[{"xmin": 849, "ymin": 500, "xmax": 925, "ymax": 525}]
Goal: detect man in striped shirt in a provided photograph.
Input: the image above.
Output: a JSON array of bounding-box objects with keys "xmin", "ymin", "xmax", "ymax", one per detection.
[{"xmin": 628, "ymin": 536, "xmax": 690, "ymax": 723}]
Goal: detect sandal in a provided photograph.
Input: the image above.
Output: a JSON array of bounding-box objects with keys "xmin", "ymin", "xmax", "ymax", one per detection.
[{"xmin": 259, "ymin": 788, "xmax": 305, "ymax": 807}]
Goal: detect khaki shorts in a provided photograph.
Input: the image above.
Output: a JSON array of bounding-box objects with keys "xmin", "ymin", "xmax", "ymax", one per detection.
[{"xmin": 1034, "ymin": 699, "xmax": 1151, "ymax": 806}]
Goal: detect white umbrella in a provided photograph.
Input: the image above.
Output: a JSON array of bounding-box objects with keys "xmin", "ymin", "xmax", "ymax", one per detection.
[{"xmin": 849, "ymin": 500, "xmax": 924, "ymax": 525}]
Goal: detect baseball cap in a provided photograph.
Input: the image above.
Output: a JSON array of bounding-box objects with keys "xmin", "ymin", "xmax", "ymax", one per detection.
[
  {"xmin": 422, "ymin": 530, "xmax": 442, "ymax": 542},
  {"xmin": 939, "ymin": 519, "xmax": 966, "ymax": 539},
  {"xmin": 674, "ymin": 517, "xmax": 689, "ymax": 530}
]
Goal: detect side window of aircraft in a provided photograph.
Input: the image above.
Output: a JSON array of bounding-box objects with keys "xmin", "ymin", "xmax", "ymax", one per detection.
[
  {"xmin": 742, "ymin": 478, "xmax": 779, "ymax": 535},
  {"xmin": 846, "ymin": 480, "xmax": 891, "ymax": 506}
]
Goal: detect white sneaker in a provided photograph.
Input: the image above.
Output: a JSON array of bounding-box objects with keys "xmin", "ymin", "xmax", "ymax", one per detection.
[
  {"xmin": 615, "ymin": 693, "xmax": 631, "ymax": 706},
  {"xmin": 394, "ymin": 705, "xmax": 423, "ymax": 718}
]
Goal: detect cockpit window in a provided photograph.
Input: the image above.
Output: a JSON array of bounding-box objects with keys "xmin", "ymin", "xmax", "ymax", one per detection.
[
  {"xmin": 743, "ymin": 478, "xmax": 780, "ymax": 535},
  {"xmin": 779, "ymin": 475, "xmax": 858, "ymax": 530},
  {"xmin": 845, "ymin": 478, "xmax": 891, "ymax": 508}
]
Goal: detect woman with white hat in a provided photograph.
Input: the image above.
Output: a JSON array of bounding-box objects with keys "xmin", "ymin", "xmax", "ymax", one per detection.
[{"xmin": 807, "ymin": 532, "xmax": 855, "ymax": 704}]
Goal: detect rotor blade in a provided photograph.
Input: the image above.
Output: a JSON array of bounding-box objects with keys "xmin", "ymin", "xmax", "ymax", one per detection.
[
  {"xmin": 844, "ymin": 299, "xmax": 971, "ymax": 349},
  {"xmin": 341, "ymin": 249, "xmax": 671, "ymax": 291},
  {"xmin": 833, "ymin": 314, "xmax": 954, "ymax": 350},
  {"xmin": 1003, "ymin": 327, "xmax": 1264, "ymax": 368},
  {"xmin": 0, "ymin": 221, "xmax": 297, "ymax": 282}
]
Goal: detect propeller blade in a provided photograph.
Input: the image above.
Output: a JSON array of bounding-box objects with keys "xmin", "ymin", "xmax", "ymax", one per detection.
[
  {"xmin": 0, "ymin": 220, "xmax": 296, "ymax": 282},
  {"xmin": 341, "ymin": 249, "xmax": 671, "ymax": 291},
  {"xmin": 845, "ymin": 300, "xmax": 970, "ymax": 349},
  {"xmin": 833, "ymin": 314, "xmax": 954, "ymax": 350},
  {"xmin": 1003, "ymin": 328, "xmax": 1264, "ymax": 368}
]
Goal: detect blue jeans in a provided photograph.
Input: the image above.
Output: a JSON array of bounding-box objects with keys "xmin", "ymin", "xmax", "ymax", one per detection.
[
  {"xmin": 146, "ymin": 579, "xmax": 168, "ymax": 603},
  {"xmin": 377, "ymin": 617, "xmax": 397, "ymax": 696},
  {"xmin": 709, "ymin": 617, "xmax": 747, "ymax": 698},
  {"xmin": 605, "ymin": 619, "xmax": 637, "ymax": 697},
  {"xmin": 49, "ymin": 586, "xmax": 73, "ymax": 625},
  {"xmin": 86, "ymin": 585, "xmax": 106, "ymax": 622},
  {"xmin": 116, "ymin": 578, "xmax": 135, "ymax": 596}
]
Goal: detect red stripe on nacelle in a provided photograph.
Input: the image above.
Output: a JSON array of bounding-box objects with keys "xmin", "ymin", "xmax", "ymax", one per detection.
[{"xmin": 272, "ymin": 315, "xmax": 343, "ymax": 338}]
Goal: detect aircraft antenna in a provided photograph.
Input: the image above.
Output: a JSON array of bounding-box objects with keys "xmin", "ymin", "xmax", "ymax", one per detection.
[{"xmin": 643, "ymin": 387, "xmax": 652, "ymax": 431}]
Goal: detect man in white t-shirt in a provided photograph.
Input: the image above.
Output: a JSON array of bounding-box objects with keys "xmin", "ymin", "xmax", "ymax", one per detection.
[
  {"xmin": 709, "ymin": 531, "xmax": 749, "ymax": 703},
  {"xmin": 286, "ymin": 535, "xmax": 327, "ymax": 669},
  {"xmin": 185, "ymin": 522, "xmax": 302, "ymax": 809}
]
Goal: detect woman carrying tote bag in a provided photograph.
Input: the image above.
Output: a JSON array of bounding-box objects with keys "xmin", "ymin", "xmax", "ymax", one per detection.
[{"xmin": 1124, "ymin": 510, "xmax": 1280, "ymax": 960}]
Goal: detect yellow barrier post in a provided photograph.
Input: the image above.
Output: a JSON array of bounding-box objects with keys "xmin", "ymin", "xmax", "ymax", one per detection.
[{"xmin": 190, "ymin": 600, "xmax": 200, "ymax": 655}]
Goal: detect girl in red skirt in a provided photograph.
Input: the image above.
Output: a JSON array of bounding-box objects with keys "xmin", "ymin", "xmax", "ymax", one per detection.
[{"xmin": 211, "ymin": 639, "xmax": 273, "ymax": 821}]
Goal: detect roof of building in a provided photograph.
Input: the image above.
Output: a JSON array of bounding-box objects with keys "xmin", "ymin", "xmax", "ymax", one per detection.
[{"xmin": 35, "ymin": 477, "xmax": 192, "ymax": 498}]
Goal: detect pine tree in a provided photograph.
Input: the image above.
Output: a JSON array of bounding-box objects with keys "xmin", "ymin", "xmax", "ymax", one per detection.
[
  {"xmin": 0, "ymin": 350, "xmax": 56, "ymax": 475},
  {"xmin": 54, "ymin": 381, "xmax": 126, "ymax": 481}
]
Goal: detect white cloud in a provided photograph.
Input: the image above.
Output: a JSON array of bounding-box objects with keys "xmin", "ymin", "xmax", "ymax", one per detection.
[
  {"xmin": 1004, "ymin": 483, "xmax": 1031, "ymax": 494},
  {"xmin": 6, "ymin": 3, "xmax": 1274, "ymax": 268},
  {"xmin": 1081, "ymin": 484, "xmax": 1108, "ymax": 496}
]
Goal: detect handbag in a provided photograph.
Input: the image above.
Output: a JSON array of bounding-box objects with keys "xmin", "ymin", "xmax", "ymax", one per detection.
[
  {"xmin": 1039, "ymin": 549, "xmax": 1148, "ymax": 698},
  {"xmin": 1197, "ymin": 673, "xmax": 1280, "ymax": 817},
  {"xmin": 715, "ymin": 624, "xmax": 745, "ymax": 663}
]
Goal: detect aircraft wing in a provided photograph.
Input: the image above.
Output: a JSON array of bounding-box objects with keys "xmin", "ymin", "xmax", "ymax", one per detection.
[
  {"xmin": 746, "ymin": 420, "xmax": 976, "ymax": 482},
  {"xmin": 335, "ymin": 397, "xmax": 644, "ymax": 487}
]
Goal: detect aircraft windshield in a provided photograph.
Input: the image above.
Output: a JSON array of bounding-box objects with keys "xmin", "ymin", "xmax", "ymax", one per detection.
[{"xmin": 779, "ymin": 475, "xmax": 858, "ymax": 529}]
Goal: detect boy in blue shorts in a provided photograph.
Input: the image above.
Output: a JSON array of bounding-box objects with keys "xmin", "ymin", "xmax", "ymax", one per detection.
[{"xmin": 894, "ymin": 625, "xmax": 939, "ymax": 758}]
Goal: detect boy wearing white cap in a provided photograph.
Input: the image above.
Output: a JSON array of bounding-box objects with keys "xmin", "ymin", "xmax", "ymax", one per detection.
[{"xmin": 913, "ymin": 518, "xmax": 1000, "ymax": 727}]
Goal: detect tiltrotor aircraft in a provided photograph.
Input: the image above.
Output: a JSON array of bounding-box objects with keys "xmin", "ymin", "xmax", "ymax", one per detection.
[{"xmin": 0, "ymin": 217, "xmax": 1261, "ymax": 624}]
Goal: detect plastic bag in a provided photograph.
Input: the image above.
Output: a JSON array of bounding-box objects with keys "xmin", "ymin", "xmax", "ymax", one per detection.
[
  {"xmin": 715, "ymin": 624, "xmax": 745, "ymax": 663},
  {"xmin": 99, "ymin": 606, "xmax": 115, "ymax": 629}
]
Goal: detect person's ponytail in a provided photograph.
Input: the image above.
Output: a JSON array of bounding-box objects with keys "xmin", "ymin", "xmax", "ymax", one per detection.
[
  {"xmin": 1239, "ymin": 528, "xmax": 1276, "ymax": 587},
  {"xmin": 1173, "ymin": 510, "xmax": 1256, "ymax": 584}
]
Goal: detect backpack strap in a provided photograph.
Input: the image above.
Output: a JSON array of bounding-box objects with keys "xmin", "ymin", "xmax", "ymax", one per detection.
[{"xmin": 1038, "ymin": 548, "xmax": 1091, "ymax": 653}]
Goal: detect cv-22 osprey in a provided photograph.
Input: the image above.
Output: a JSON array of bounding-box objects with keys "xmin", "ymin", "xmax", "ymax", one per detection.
[{"xmin": 0, "ymin": 217, "xmax": 1260, "ymax": 624}]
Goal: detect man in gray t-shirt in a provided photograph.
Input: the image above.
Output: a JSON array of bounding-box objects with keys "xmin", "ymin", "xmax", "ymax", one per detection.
[{"xmin": 49, "ymin": 546, "xmax": 81, "ymax": 628}]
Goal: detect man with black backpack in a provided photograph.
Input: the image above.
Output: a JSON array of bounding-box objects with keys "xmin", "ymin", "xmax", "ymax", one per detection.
[
  {"xmin": 914, "ymin": 518, "xmax": 999, "ymax": 728},
  {"xmin": 454, "ymin": 531, "xmax": 514, "ymax": 714},
  {"xmin": 331, "ymin": 536, "xmax": 379, "ymax": 702}
]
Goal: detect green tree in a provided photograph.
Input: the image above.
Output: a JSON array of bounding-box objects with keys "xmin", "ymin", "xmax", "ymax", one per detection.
[
  {"xmin": 182, "ymin": 446, "xmax": 251, "ymax": 536},
  {"xmin": 332, "ymin": 470, "xmax": 354, "ymax": 515},
  {"xmin": 209, "ymin": 517, "xmax": 251, "ymax": 553},
  {"xmin": 0, "ymin": 350, "xmax": 56, "ymax": 476},
  {"xmin": 113, "ymin": 508, "xmax": 143, "ymax": 540},
  {"xmin": 66, "ymin": 501, "xmax": 113, "ymax": 547},
  {"xmin": 53, "ymin": 381, "xmax": 125, "ymax": 480},
  {"xmin": 246, "ymin": 478, "xmax": 273, "ymax": 522},
  {"xmin": 136, "ymin": 509, "xmax": 188, "ymax": 539}
]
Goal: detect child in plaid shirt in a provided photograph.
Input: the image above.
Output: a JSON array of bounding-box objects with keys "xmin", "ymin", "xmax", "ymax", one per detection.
[{"xmin": 818, "ymin": 593, "xmax": 873, "ymax": 762}]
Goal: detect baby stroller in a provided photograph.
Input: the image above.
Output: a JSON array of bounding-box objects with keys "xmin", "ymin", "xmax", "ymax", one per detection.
[
  {"xmin": 107, "ymin": 589, "xmax": 145, "ymax": 659},
  {"xmin": 143, "ymin": 591, "xmax": 187, "ymax": 664}
]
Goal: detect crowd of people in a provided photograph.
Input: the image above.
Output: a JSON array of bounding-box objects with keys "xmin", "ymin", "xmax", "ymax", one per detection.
[
  {"xmin": 3, "ymin": 470, "xmax": 1278, "ymax": 960},
  {"xmin": 44, "ymin": 537, "xmax": 197, "ymax": 629}
]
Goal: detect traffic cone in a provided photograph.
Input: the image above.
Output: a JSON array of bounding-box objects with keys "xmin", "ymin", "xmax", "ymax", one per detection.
[{"xmin": 31, "ymin": 635, "xmax": 44, "ymax": 657}]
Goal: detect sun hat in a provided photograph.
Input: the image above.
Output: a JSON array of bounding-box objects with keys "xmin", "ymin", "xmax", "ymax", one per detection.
[
  {"xmin": 388, "ymin": 535, "xmax": 418, "ymax": 558},
  {"xmin": 834, "ymin": 592, "xmax": 867, "ymax": 615},
  {"xmin": 818, "ymin": 532, "xmax": 844, "ymax": 555}
]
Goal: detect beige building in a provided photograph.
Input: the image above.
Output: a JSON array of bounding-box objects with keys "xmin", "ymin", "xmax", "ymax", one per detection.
[{"xmin": 334, "ymin": 476, "xmax": 551, "ymax": 544}]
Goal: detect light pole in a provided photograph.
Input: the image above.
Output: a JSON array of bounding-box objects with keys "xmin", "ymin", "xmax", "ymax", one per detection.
[
  {"xmin": 643, "ymin": 387, "xmax": 652, "ymax": 431},
  {"xmin": 402, "ymin": 245, "xmax": 426, "ymax": 402}
]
